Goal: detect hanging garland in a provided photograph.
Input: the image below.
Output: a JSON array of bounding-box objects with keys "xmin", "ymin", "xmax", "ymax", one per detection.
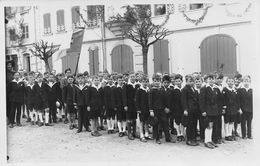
[
  {"xmin": 181, "ymin": 5, "xmax": 211, "ymax": 26},
  {"xmin": 225, "ymin": 3, "xmax": 251, "ymax": 17},
  {"xmin": 158, "ymin": 4, "xmax": 174, "ymax": 28}
]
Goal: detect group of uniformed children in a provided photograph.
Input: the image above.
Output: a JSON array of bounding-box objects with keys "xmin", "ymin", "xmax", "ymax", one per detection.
[{"xmin": 6, "ymin": 68, "xmax": 253, "ymax": 149}]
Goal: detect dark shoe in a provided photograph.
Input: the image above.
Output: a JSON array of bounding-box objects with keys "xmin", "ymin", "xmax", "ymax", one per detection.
[
  {"xmin": 181, "ymin": 136, "xmax": 185, "ymax": 141},
  {"xmin": 108, "ymin": 130, "xmax": 112, "ymax": 134},
  {"xmin": 248, "ymin": 136, "xmax": 253, "ymax": 139},
  {"xmin": 22, "ymin": 115, "xmax": 27, "ymax": 119},
  {"xmin": 9, "ymin": 124, "xmax": 14, "ymax": 128},
  {"xmin": 216, "ymin": 139, "xmax": 222, "ymax": 144},
  {"xmin": 86, "ymin": 127, "xmax": 91, "ymax": 132},
  {"xmin": 53, "ymin": 120, "xmax": 57, "ymax": 123},
  {"xmin": 69, "ymin": 125, "xmax": 73, "ymax": 130},
  {"xmin": 100, "ymin": 126, "xmax": 106, "ymax": 131},
  {"xmin": 119, "ymin": 132, "xmax": 124, "ymax": 137},
  {"xmin": 177, "ymin": 136, "xmax": 182, "ymax": 142},
  {"xmin": 45, "ymin": 123, "xmax": 53, "ymax": 126},
  {"xmin": 64, "ymin": 119, "xmax": 68, "ymax": 124},
  {"xmin": 140, "ymin": 137, "xmax": 147, "ymax": 142},
  {"xmin": 242, "ymin": 137, "xmax": 247, "ymax": 139},
  {"xmin": 17, "ymin": 123, "xmax": 22, "ymax": 127},
  {"xmin": 76, "ymin": 129, "xmax": 82, "ymax": 133},
  {"xmin": 166, "ymin": 139, "xmax": 176, "ymax": 143},
  {"xmin": 128, "ymin": 134, "xmax": 134, "ymax": 140},
  {"xmin": 145, "ymin": 136, "xmax": 154, "ymax": 140},
  {"xmin": 209, "ymin": 142, "xmax": 218, "ymax": 147},
  {"xmin": 193, "ymin": 141, "xmax": 200, "ymax": 146},
  {"xmin": 95, "ymin": 131, "xmax": 102, "ymax": 137},
  {"xmin": 156, "ymin": 139, "xmax": 161, "ymax": 144},
  {"xmin": 232, "ymin": 136, "xmax": 238, "ymax": 141},
  {"xmin": 26, "ymin": 118, "xmax": 31, "ymax": 122},
  {"xmin": 225, "ymin": 136, "xmax": 233, "ymax": 141},
  {"xmin": 59, "ymin": 118, "xmax": 62, "ymax": 122},
  {"xmin": 31, "ymin": 121, "xmax": 35, "ymax": 125},
  {"xmin": 122, "ymin": 131, "xmax": 127, "ymax": 136},
  {"xmin": 204, "ymin": 142, "xmax": 215, "ymax": 149},
  {"xmin": 133, "ymin": 134, "xmax": 139, "ymax": 138},
  {"xmin": 38, "ymin": 122, "xmax": 43, "ymax": 127}
]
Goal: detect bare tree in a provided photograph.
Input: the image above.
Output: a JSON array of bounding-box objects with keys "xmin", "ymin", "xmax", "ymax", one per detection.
[
  {"xmin": 29, "ymin": 40, "xmax": 59, "ymax": 72},
  {"xmin": 109, "ymin": 5, "xmax": 171, "ymax": 74}
]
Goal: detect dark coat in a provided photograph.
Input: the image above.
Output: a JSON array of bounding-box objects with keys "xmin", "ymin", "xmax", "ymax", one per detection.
[
  {"xmin": 114, "ymin": 86, "xmax": 124, "ymax": 110},
  {"xmin": 34, "ymin": 82, "xmax": 49, "ymax": 106},
  {"xmin": 104, "ymin": 85, "xmax": 116, "ymax": 109},
  {"xmin": 123, "ymin": 84, "xmax": 137, "ymax": 112},
  {"xmin": 199, "ymin": 86, "xmax": 219, "ymax": 116},
  {"xmin": 171, "ymin": 87, "xmax": 183, "ymax": 116},
  {"xmin": 73, "ymin": 84, "xmax": 88, "ymax": 106},
  {"xmin": 87, "ymin": 86, "xmax": 103, "ymax": 110},
  {"xmin": 135, "ymin": 88, "xmax": 149, "ymax": 114},
  {"xmin": 46, "ymin": 82, "xmax": 62, "ymax": 102},
  {"xmin": 148, "ymin": 87, "xmax": 166, "ymax": 111},
  {"xmin": 25, "ymin": 84, "xmax": 37, "ymax": 104},
  {"xmin": 8, "ymin": 80, "xmax": 26, "ymax": 103},
  {"xmin": 62, "ymin": 84, "xmax": 74, "ymax": 105},
  {"xmin": 222, "ymin": 87, "xmax": 239, "ymax": 115},
  {"xmin": 181, "ymin": 85, "xmax": 200, "ymax": 114},
  {"xmin": 237, "ymin": 88, "xmax": 253, "ymax": 113}
]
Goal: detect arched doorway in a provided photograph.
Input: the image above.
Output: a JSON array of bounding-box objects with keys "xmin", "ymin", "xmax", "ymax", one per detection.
[
  {"xmin": 111, "ymin": 45, "xmax": 133, "ymax": 73},
  {"xmin": 200, "ymin": 34, "xmax": 237, "ymax": 76}
]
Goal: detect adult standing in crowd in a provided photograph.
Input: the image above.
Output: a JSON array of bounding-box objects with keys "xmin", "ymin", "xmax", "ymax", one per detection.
[{"xmin": 6, "ymin": 60, "xmax": 15, "ymax": 124}]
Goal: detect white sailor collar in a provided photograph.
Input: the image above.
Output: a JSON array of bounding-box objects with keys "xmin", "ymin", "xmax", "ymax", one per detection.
[
  {"xmin": 117, "ymin": 84, "xmax": 123, "ymax": 88},
  {"xmin": 75, "ymin": 83, "xmax": 88, "ymax": 91},
  {"xmin": 206, "ymin": 83, "xmax": 215, "ymax": 91},
  {"xmin": 48, "ymin": 81, "xmax": 57, "ymax": 88},
  {"xmin": 226, "ymin": 85, "xmax": 236, "ymax": 92},
  {"xmin": 140, "ymin": 86, "xmax": 149, "ymax": 92},
  {"xmin": 128, "ymin": 81, "xmax": 135, "ymax": 87},
  {"xmin": 174, "ymin": 85, "xmax": 181, "ymax": 91},
  {"xmin": 92, "ymin": 84, "xmax": 101, "ymax": 91}
]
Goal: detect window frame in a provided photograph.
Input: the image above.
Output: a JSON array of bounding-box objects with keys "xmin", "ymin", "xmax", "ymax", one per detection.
[{"xmin": 43, "ymin": 13, "xmax": 51, "ymax": 34}]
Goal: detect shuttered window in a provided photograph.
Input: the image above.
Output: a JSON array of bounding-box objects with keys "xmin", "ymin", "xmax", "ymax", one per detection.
[
  {"xmin": 71, "ymin": 6, "xmax": 80, "ymax": 29},
  {"xmin": 43, "ymin": 13, "xmax": 51, "ymax": 34},
  {"xmin": 56, "ymin": 9, "xmax": 65, "ymax": 32}
]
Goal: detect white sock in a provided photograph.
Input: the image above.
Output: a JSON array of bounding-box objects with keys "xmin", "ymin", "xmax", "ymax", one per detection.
[
  {"xmin": 107, "ymin": 119, "xmax": 111, "ymax": 130},
  {"xmin": 139, "ymin": 122, "xmax": 144, "ymax": 138},
  {"xmin": 176, "ymin": 124, "xmax": 181, "ymax": 136},
  {"xmin": 225, "ymin": 123, "xmax": 229, "ymax": 137},
  {"xmin": 38, "ymin": 113, "xmax": 43, "ymax": 122},
  {"xmin": 29, "ymin": 111, "xmax": 34, "ymax": 122},
  {"xmin": 111, "ymin": 119, "xmax": 115, "ymax": 130},
  {"xmin": 34, "ymin": 111, "xmax": 38, "ymax": 122},
  {"xmin": 180, "ymin": 124, "xmax": 184, "ymax": 136},
  {"xmin": 236, "ymin": 124, "xmax": 241, "ymax": 136},
  {"xmin": 122, "ymin": 121, "xmax": 127, "ymax": 132},
  {"xmin": 144, "ymin": 124, "xmax": 149, "ymax": 137},
  {"xmin": 229, "ymin": 123, "xmax": 234, "ymax": 136},
  {"xmin": 118, "ymin": 122, "xmax": 122, "ymax": 132},
  {"xmin": 205, "ymin": 128, "xmax": 211, "ymax": 143},
  {"xmin": 45, "ymin": 112, "xmax": 49, "ymax": 124}
]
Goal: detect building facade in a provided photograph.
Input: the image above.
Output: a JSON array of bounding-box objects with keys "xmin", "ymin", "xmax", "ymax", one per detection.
[{"xmin": 5, "ymin": 3, "xmax": 257, "ymax": 77}]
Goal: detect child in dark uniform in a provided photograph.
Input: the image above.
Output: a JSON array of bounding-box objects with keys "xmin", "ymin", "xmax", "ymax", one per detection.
[
  {"xmin": 115, "ymin": 74, "xmax": 127, "ymax": 137},
  {"xmin": 25, "ymin": 72, "xmax": 38, "ymax": 125},
  {"xmin": 47, "ymin": 73, "xmax": 62, "ymax": 124},
  {"xmin": 34, "ymin": 73, "xmax": 49, "ymax": 127},
  {"xmin": 181, "ymin": 75, "xmax": 200, "ymax": 146},
  {"xmin": 62, "ymin": 75, "xmax": 77, "ymax": 129},
  {"xmin": 136, "ymin": 76, "xmax": 152, "ymax": 142},
  {"xmin": 223, "ymin": 77, "xmax": 239, "ymax": 141},
  {"xmin": 149, "ymin": 74, "xmax": 175, "ymax": 144},
  {"xmin": 87, "ymin": 76, "xmax": 103, "ymax": 137},
  {"xmin": 200, "ymin": 74, "xmax": 219, "ymax": 149},
  {"xmin": 238, "ymin": 75, "xmax": 253, "ymax": 139},
  {"xmin": 104, "ymin": 75, "xmax": 116, "ymax": 134},
  {"xmin": 172, "ymin": 74, "xmax": 185, "ymax": 142},
  {"xmin": 123, "ymin": 74, "xmax": 138, "ymax": 140},
  {"xmin": 8, "ymin": 72, "xmax": 25, "ymax": 128},
  {"xmin": 73, "ymin": 73, "xmax": 89, "ymax": 133}
]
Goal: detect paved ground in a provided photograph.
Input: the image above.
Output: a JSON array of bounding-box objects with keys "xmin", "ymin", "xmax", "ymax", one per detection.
[{"xmin": 6, "ymin": 118, "xmax": 258, "ymax": 165}]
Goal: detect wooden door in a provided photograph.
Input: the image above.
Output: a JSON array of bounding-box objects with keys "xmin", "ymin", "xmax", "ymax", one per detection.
[
  {"xmin": 111, "ymin": 45, "xmax": 133, "ymax": 73},
  {"xmin": 89, "ymin": 47, "xmax": 99, "ymax": 75},
  {"xmin": 153, "ymin": 39, "xmax": 169, "ymax": 73},
  {"xmin": 200, "ymin": 34, "xmax": 237, "ymax": 76}
]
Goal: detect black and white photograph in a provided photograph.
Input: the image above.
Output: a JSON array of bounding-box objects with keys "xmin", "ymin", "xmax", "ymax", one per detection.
[{"xmin": 1, "ymin": 0, "xmax": 260, "ymax": 165}]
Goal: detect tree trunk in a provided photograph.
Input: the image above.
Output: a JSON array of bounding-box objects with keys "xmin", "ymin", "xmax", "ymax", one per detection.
[
  {"xmin": 142, "ymin": 46, "xmax": 149, "ymax": 75},
  {"xmin": 44, "ymin": 59, "xmax": 51, "ymax": 73}
]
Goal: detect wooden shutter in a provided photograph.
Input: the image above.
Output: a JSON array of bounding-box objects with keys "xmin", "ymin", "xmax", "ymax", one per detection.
[
  {"xmin": 71, "ymin": 6, "xmax": 80, "ymax": 24},
  {"xmin": 200, "ymin": 34, "xmax": 237, "ymax": 76},
  {"xmin": 111, "ymin": 45, "xmax": 122, "ymax": 73},
  {"xmin": 122, "ymin": 45, "xmax": 133, "ymax": 73},
  {"xmin": 153, "ymin": 41, "xmax": 161, "ymax": 73},
  {"xmin": 160, "ymin": 40, "xmax": 169, "ymax": 73}
]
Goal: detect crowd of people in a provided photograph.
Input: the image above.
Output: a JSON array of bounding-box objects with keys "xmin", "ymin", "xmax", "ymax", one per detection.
[{"xmin": 6, "ymin": 61, "xmax": 253, "ymax": 149}]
